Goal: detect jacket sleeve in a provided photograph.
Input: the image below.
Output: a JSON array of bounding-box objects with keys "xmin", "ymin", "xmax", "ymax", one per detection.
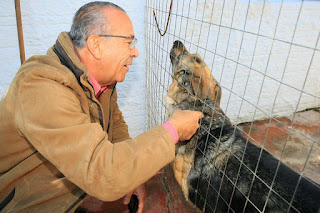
[{"xmin": 15, "ymin": 74, "xmax": 175, "ymax": 202}]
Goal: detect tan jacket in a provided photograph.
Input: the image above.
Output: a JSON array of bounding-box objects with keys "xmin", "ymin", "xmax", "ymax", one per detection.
[{"xmin": 0, "ymin": 32, "xmax": 175, "ymax": 212}]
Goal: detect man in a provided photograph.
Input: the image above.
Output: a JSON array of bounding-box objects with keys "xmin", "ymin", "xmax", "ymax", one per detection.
[{"xmin": 0, "ymin": 2, "xmax": 203, "ymax": 212}]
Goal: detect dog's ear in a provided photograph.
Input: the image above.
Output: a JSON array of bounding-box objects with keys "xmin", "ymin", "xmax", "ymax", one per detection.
[
  {"xmin": 170, "ymin": 40, "xmax": 189, "ymax": 66},
  {"xmin": 192, "ymin": 66, "xmax": 222, "ymax": 107}
]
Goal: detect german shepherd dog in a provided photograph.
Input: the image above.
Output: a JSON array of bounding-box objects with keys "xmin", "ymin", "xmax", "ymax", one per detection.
[{"xmin": 165, "ymin": 40, "xmax": 320, "ymax": 213}]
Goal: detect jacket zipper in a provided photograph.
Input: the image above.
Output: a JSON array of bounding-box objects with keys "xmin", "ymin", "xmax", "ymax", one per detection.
[
  {"xmin": 87, "ymin": 81, "xmax": 105, "ymax": 130},
  {"xmin": 106, "ymin": 83, "xmax": 116, "ymax": 134},
  {"xmin": 0, "ymin": 188, "xmax": 15, "ymax": 211},
  {"xmin": 66, "ymin": 85, "xmax": 116, "ymax": 212},
  {"xmin": 53, "ymin": 43, "xmax": 116, "ymax": 212},
  {"xmin": 64, "ymin": 192, "xmax": 87, "ymax": 213}
]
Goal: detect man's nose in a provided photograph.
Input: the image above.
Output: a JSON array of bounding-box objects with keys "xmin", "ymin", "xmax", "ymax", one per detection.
[{"xmin": 130, "ymin": 46, "xmax": 139, "ymax": 58}]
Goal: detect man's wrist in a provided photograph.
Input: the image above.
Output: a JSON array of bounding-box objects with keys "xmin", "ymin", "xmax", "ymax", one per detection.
[{"xmin": 162, "ymin": 121, "xmax": 179, "ymax": 144}]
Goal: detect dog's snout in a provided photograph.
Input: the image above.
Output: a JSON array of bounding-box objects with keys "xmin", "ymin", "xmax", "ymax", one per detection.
[
  {"xmin": 173, "ymin": 40, "xmax": 184, "ymax": 49},
  {"xmin": 181, "ymin": 71, "xmax": 191, "ymax": 87}
]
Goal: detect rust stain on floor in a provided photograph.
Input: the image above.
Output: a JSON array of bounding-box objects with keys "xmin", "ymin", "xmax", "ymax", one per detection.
[{"xmin": 239, "ymin": 109, "xmax": 320, "ymax": 184}]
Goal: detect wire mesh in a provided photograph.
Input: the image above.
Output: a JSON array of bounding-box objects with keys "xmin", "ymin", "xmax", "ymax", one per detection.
[{"xmin": 145, "ymin": 0, "xmax": 320, "ymax": 212}]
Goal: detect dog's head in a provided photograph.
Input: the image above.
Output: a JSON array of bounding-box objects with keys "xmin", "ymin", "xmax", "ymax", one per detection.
[{"xmin": 169, "ymin": 40, "xmax": 221, "ymax": 106}]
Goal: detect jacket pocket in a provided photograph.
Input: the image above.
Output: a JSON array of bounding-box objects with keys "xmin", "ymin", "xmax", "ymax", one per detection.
[{"xmin": 0, "ymin": 188, "xmax": 15, "ymax": 211}]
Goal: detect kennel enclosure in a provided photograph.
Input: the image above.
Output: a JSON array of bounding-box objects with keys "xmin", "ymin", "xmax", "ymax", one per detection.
[{"xmin": 145, "ymin": 0, "xmax": 320, "ymax": 212}]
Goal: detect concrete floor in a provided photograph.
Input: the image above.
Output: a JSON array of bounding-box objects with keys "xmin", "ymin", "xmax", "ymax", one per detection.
[
  {"xmin": 81, "ymin": 109, "xmax": 320, "ymax": 213},
  {"xmin": 239, "ymin": 108, "xmax": 319, "ymax": 185},
  {"xmin": 80, "ymin": 167, "xmax": 199, "ymax": 213}
]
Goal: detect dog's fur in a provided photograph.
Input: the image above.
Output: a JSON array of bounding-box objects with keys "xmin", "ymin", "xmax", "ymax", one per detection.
[{"xmin": 165, "ymin": 40, "xmax": 320, "ymax": 213}]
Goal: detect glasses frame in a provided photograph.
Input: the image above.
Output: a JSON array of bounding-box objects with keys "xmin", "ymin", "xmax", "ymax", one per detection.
[{"xmin": 98, "ymin": 35, "xmax": 137, "ymax": 49}]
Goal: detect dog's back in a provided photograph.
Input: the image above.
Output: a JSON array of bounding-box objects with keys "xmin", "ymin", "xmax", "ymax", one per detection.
[{"xmin": 176, "ymin": 100, "xmax": 320, "ymax": 213}]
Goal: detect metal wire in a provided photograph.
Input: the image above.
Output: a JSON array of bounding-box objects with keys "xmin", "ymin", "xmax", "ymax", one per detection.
[{"xmin": 145, "ymin": 0, "xmax": 320, "ymax": 212}]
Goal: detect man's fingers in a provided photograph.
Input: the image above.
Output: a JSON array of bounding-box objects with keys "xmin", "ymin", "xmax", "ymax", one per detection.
[
  {"xmin": 193, "ymin": 111, "xmax": 204, "ymax": 120},
  {"xmin": 184, "ymin": 110, "xmax": 203, "ymax": 119},
  {"xmin": 137, "ymin": 201, "xmax": 145, "ymax": 213},
  {"xmin": 168, "ymin": 109, "xmax": 205, "ymax": 141},
  {"xmin": 123, "ymin": 193, "xmax": 132, "ymax": 205},
  {"xmin": 136, "ymin": 184, "xmax": 146, "ymax": 213}
]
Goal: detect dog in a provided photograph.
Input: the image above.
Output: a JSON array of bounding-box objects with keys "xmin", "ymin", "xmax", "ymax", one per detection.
[{"xmin": 165, "ymin": 40, "xmax": 320, "ymax": 213}]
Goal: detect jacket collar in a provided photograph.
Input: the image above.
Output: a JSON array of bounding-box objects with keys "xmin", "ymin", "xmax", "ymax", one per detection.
[
  {"xmin": 52, "ymin": 32, "xmax": 116, "ymax": 94},
  {"xmin": 53, "ymin": 32, "xmax": 88, "ymax": 85}
]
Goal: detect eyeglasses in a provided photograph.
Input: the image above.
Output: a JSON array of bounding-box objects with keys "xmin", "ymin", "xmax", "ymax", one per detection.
[{"xmin": 98, "ymin": 35, "xmax": 138, "ymax": 49}]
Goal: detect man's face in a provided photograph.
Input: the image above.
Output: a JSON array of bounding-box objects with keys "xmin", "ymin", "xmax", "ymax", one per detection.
[{"xmin": 98, "ymin": 9, "xmax": 139, "ymax": 86}]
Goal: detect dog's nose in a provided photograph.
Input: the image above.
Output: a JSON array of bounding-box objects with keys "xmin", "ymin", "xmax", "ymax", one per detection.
[
  {"xmin": 173, "ymin": 40, "xmax": 183, "ymax": 49},
  {"xmin": 181, "ymin": 71, "xmax": 191, "ymax": 87},
  {"xmin": 179, "ymin": 69, "xmax": 191, "ymax": 75}
]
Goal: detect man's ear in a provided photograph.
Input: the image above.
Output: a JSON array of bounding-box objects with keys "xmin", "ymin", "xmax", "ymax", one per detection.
[{"xmin": 86, "ymin": 35, "xmax": 102, "ymax": 60}]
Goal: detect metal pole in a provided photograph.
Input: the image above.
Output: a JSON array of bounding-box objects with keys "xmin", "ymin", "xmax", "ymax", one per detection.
[{"xmin": 15, "ymin": 0, "xmax": 25, "ymax": 65}]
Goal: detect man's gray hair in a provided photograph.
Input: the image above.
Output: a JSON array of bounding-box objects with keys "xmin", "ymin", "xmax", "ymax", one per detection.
[{"xmin": 69, "ymin": 1, "xmax": 125, "ymax": 49}]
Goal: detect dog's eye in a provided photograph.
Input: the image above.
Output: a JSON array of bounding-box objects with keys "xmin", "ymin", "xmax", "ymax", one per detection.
[{"xmin": 194, "ymin": 56, "xmax": 201, "ymax": 64}]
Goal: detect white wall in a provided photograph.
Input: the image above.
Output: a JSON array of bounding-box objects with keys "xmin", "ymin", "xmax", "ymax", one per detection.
[
  {"xmin": 1, "ymin": 0, "xmax": 320, "ymax": 137},
  {"xmin": 0, "ymin": 0, "xmax": 146, "ymax": 137}
]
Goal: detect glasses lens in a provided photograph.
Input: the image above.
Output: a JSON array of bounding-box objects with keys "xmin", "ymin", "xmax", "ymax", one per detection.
[{"xmin": 130, "ymin": 38, "xmax": 137, "ymax": 49}]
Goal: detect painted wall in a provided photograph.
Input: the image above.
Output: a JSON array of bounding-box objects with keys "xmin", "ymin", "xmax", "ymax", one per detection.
[
  {"xmin": 0, "ymin": 0, "xmax": 146, "ymax": 137},
  {"xmin": 1, "ymin": 1, "xmax": 320, "ymax": 138}
]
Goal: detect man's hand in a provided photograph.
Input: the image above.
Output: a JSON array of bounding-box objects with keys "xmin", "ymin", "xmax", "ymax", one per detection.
[
  {"xmin": 168, "ymin": 109, "xmax": 204, "ymax": 141},
  {"xmin": 123, "ymin": 184, "xmax": 146, "ymax": 213}
]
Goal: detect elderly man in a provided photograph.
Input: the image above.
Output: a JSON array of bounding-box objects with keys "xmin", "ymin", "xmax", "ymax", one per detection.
[{"xmin": 0, "ymin": 1, "xmax": 203, "ymax": 212}]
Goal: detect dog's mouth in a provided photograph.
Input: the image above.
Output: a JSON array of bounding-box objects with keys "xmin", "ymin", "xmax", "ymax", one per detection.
[
  {"xmin": 172, "ymin": 69, "xmax": 193, "ymax": 95},
  {"xmin": 175, "ymin": 70, "xmax": 189, "ymax": 87}
]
